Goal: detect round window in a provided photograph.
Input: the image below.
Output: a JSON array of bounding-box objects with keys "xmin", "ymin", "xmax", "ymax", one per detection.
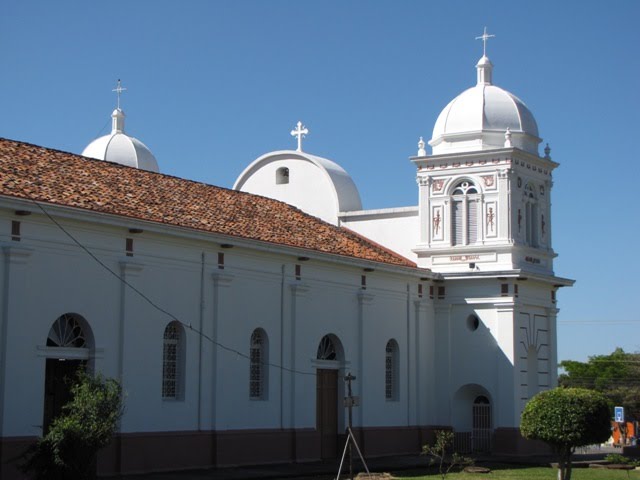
[{"xmin": 467, "ymin": 315, "xmax": 480, "ymax": 331}]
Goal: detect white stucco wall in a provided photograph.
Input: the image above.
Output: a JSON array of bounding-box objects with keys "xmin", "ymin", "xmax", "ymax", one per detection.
[
  {"xmin": 340, "ymin": 207, "xmax": 419, "ymax": 262},
  {"xmin": 0, "ymin": 199, "xmax": 559, "ymax": 450},
  {"xmin": 0, "ymin": 205, "xmax": 434, "ymax": 439}
]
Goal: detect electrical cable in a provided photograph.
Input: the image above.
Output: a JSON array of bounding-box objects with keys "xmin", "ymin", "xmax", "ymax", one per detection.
[{"xmin": 32, "ymin": 199, "xmax": 318, "ymax": 378}]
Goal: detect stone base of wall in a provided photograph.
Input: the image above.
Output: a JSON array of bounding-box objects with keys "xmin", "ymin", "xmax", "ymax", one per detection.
[
  {"xmin": 1, "ymin": 426, "xmax": 550, "ymax": 479},
  {"xmin": 623, "ymin": 445, "xmax": 640, "ymax": 458},
  {"xmin": 1, "ymin": 436, "xmax": 38, "ymax": 480},
  {"xmin": 492, "ymin": 427, "xmax": 551, "ymax": 455},
  {"xmin": 1, "ymin": 427, "xmax": 430, "ymax": 479}
]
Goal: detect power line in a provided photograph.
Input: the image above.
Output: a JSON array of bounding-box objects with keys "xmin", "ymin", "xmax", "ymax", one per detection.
[
  {"xmin": 559, "ymin": 321, "xmax": 640, "ymax": 325},
  {"xmin": 32, "ymin": 199, "xmax": 317, "ymax": 378}
]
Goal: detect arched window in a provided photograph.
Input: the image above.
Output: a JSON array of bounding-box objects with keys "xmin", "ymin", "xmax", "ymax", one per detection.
[
  {"xmin": 317, "ymin": 335, "xmax": 337, "ymax": 360},
  {"xmin": 47, "ymin": 313, "xmax": 87, "ymax": 348},
  {"xmin": 162, "ymin": 322, "xmax": 184, "ymax": 400},
  {"xmin": 250, "ymin": 329, "xmax": 268, "ymax": 399},
  {"xmin": 276, "ymin": 167, "xmax": 290, "ymax": 185},
  {"xmin": 385, "ymin": 340, "xmax": 399, "ymax": 401},
  {"xmin": 451, "ymin": 180, "xmax": 479, "ymax": 246},
  {"xmin": 523, "ymin": 183, "xmax": 538, "ymax": 247}
]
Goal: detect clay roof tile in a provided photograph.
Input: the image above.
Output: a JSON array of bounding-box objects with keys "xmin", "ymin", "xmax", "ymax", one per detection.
[{"xmin": 0, "ymin": 138, "xmax": 417, "ymax": 269}]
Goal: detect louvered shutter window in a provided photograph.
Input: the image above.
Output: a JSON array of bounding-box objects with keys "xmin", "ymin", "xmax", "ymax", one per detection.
[
  {"xmin": 468, "ymin": 199, "xmax": 478, "ymax": 244},
  {"xmin": 452, "ymin": 200, "xmax": 463, "ymax": 246}
]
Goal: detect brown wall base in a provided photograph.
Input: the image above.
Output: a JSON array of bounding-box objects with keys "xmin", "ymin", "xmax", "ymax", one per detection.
[
  {"xmin": 1, "ymin": 436, "xmax": 37, "ymax": 480},
  {"xmin": 2, "ymin": 426, "xmax": 550, "ymax": 479},
  {"xmin": 623, "ymin": 445, "xmax": 640, "ymax": 458},
  {"xmin": 492, "ymin": 427, "xmax": 551, "ymax": 455}
]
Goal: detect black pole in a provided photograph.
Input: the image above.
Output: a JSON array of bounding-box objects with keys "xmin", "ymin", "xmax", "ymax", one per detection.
[{"xmin": 345, "ymin": 372, "xmax": 356, "ymax": 480}]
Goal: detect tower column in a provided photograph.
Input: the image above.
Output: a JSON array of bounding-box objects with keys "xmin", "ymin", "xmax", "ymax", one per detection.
[
  {"xmin": 417, "ymin": 176, "xmax": 431, "ymax": 245},
  {"xmin": 497, "ymin": 168, "xmax": 511, "ymax": 242}
]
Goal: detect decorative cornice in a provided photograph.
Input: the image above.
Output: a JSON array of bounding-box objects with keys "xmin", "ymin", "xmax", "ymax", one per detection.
[
  {"xmin": 289, "ymin": 280, "xmax": 310, "ymax": 296},
  {"xmin": 545, "ymin": 307, "xmax": 560, "ymax": 317},
  {"xmin": 2, "ymin": 245, "xmax": 33, "ymax": 264},
  {"xmin": 357, "ymin": 291, "xmax": 375, "ymax": 305},
  {"xmin": 36, "ymin": 345, "xmax": 105, "ymax": 360},
  {"xmin": 416, "ymin": 176, "xmax": 430, "ymax": 187},
  {"xmin": 119, "ymin": 259, "xmax": 144, "ymax": 276},
  {"xmin": 413, "ymin": 298, "xmax": 432, "ymax": 311},
  {"xmin": 211, "ymin": 272, "xmax": 234, "ymax": 288}
]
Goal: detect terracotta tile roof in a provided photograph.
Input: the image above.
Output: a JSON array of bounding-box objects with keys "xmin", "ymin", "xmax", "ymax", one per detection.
[{"xmin": 0, "ymin": 137, "xmax": 417, "ymax": 268}]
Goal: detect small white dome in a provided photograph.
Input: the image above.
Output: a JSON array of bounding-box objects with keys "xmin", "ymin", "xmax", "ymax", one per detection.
[
  {"xmin": 429, "ymin": 56, "xmax": 541, "ymax": 155},
  {"xmin": 82, "ymin": 108, "xmax": 159, "ymax": 172},
  {"xmin": 234, "ymin": 150, "xmax": 362, "ymax": 225}
]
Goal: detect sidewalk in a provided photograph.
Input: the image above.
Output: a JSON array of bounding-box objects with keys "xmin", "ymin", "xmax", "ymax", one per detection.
[
  {"xmin": 104, "ymin": 451, "xmax": 613, "ymax": 480},
  {"xmin": 104, "ymin": 454, "xmax": 424, "ymax": 480}
]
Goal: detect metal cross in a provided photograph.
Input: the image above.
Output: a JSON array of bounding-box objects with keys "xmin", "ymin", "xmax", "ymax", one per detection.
[
  {"xmin": 475, "ymin": 27, "xmax": 495, "ymax": 57},
  {"xmin": 290, "ymin": 121, "xmax": 309, "ymax": 152},
  {"xmin": 112, "ymin": 79, "xmax": 127, "ymax": 110}
]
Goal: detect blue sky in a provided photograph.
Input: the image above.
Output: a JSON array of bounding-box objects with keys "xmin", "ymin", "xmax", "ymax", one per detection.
[{"xmin": 1, "ymin": 1, "xmax": 638, "ymax": 363}]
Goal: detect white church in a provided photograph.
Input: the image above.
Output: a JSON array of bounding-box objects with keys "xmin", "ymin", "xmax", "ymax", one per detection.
[{"xmin": 0, "ymin": 35, "xmax": 572, "ymax": 478}]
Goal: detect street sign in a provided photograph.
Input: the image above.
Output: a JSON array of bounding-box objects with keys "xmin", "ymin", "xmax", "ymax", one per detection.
[
  {"xmin": 344, "ymin": 396, "xmax": 360, "ymax": 407},
  {"xmin": 615, "ymin": 406, "xmax": 624, "ymax": 423}
]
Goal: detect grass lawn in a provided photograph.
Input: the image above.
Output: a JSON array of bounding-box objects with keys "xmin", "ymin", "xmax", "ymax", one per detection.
[{"xmin": 391, "ymin": 464, "xmax": 640, "ymax": 479}]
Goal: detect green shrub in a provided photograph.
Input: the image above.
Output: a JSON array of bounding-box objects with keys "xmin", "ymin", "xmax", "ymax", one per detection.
[
  {"xmin": 20, "ymin": 371, "xmax": 123, "ymax": 480},
  {"xmin": 604, "ymin": 453, "xmax": 629, "ymax": 464},
  {"xmin": 604, "ymin": 453, "xmax": 640, "ymax": 467},
  {"xmin": 421, "ymin": 430, "xmax": 473, "ymax": 480},
  {"xmin": 521, "ymin": 387, "xmax": 610, "ymax": 480}
]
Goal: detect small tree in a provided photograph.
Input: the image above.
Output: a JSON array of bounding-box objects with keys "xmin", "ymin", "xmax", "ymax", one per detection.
[
  {"xmin": 520, "ymin": 387, "xmax": 610, "ymax": 480},
  {"xmin": 20, "ymin": 371, "xmax": 123, "ymax": 480},
  {"xmin": 422, "ymin": 430, "xmax": 473, "ymax": 479}
]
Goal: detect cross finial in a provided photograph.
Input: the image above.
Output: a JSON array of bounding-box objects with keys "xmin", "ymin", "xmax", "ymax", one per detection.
[
  {"xmin": 290, "ymin": 121, "xmax": 309, "ymax": 152},
  {"xmin": 112, "ymin": 79, "xmax": 127, "ymax": 110},
  {"xmin": 475, "ymin": 27, "xmax": 495, "ymax": 57}
]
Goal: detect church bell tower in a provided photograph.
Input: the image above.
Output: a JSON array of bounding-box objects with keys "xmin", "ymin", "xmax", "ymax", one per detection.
[{"xmin": 411, "ymin": 33, "xmax": 558, "ymax": 278}]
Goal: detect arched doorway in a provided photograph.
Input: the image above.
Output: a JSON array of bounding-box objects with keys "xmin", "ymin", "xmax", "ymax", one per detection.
[
  {"xmin": 315, "ymin": 334, "xmax": 344, "ymax": 459},
  {"xmin": 42, "ymin": 313, "xmax": 93, "ymax": 433},
  {"xmin": 452, "ymin": 384, "xmax": 493, "ymax": 453},
  {"xmin": 472, "ymin": 395, "xmax": 492, "ymax": 453}
]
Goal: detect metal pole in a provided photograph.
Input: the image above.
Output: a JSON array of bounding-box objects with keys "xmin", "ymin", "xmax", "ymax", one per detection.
[
  {"xmin": 335, "ymin": 373, "xmax": 369, "ymax": 480},
  {"xmin": 347, "ymin": 373, "xmax": 353, "ymax": 480},
  {"xmin": 344, "ymin": 372, "xmax": 356, "ymax": 480}
]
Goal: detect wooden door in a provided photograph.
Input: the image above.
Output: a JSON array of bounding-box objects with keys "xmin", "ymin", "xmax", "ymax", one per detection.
[
  {"xmin": 43, "ymin": 359, "xmax": 83, "ymax": 433},
  {"xmin": 316, "ymin": 369, "xmax": 338, "ymax": 459}
]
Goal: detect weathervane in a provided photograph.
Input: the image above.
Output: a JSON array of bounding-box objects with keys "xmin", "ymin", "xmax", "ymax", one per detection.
[
  {"xmin": 290, "ymin": 121, "xmax": 309, "ymax": 152},
  {"xmin": 112, "ymin": 79, "xmax": 127, "ymax": 110},
  {"xmin": 475, "ymin": 27, "xmax": 495, "ymax": 57}
]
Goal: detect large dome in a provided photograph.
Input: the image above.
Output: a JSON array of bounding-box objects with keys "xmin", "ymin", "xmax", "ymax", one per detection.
[
  {"xmin": 429, "ymin": 56, "xmax": 541, "ymax": 155},
  {"xmin": 82, "ymin": 108, "xmax": 159, "ymax": 172}
]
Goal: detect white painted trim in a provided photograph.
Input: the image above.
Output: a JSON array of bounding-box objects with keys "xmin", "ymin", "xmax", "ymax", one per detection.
[{"xmin": 36, "ymin": 345, "xmax": 105, "ymax": 360}]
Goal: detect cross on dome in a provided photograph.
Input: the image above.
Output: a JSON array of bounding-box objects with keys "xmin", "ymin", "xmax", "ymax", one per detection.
[
  {"xmin": 112, "ymin": 79, "xmax": 127, "ymax": 110},
  {"xmin": 475, "ymin": 27, "xmax": 495, "ymax": 57},
  {"xmin": 290, "ymin": 121, "xmax": 309, "ymax": 152}
]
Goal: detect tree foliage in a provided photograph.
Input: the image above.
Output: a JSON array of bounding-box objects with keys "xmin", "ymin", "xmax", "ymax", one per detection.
[
  {"xmin": 559, "ymin": 348, "xmax": 640, "ymax": 420},
  {"xmin": 421, "ymin": 430, "xmax": 473, "ymax": 480},
  {"xmin": 20, "ymin": 371, "xmax": 123, "ymax": 480},
  {"xmin": 521, "ymin": 387, "xmax": 611, "ymax": 480}
]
